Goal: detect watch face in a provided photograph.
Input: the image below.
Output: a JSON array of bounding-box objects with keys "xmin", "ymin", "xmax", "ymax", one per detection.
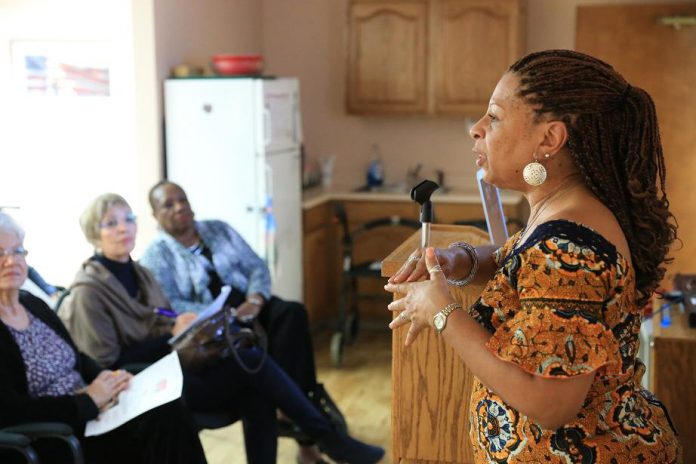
[{"xmin": 434, "ymin": 313, "xmax": 446, "ymax": 332}]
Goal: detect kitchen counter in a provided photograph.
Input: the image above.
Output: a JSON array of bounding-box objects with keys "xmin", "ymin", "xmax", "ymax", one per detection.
[
  {"xmin": 302, "ymin": 184, "xmax": 525, "ymax": 210},
  {"xmin": 301, "ymin": 187, "xmax": 526, "ymax": 327}
]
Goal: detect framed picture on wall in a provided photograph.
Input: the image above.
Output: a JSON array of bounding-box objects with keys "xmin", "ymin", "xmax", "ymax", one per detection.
[{"xmin": 11, "ymin": 40, "xmax": 111, "ymax": 96}]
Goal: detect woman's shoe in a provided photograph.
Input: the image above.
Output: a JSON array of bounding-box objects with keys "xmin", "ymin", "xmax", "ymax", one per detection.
[
  {"xmin": 317, "ymin": 429, "xmax": 384, "ymax": 464},
  {"xmin": 308, "ymin": 383, "xmax": 348, "ymax": 432}
]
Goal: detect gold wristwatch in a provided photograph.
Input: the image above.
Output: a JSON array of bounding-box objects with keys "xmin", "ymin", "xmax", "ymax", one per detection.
[{"xmin": 433, "ymin": 302, "xmax": 463, "ymax": 334}]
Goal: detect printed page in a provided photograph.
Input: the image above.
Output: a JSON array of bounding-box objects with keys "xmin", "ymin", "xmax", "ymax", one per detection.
[
  {"xmin": 168, "ymin": 285, "xmax": 232, "ymax": 345},
  {"xmin": 84, "ymin": 351, "xmax": 183, "ymax": 437}
]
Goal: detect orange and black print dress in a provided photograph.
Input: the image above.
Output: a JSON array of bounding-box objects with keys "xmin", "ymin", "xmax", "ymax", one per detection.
[{"xmin": 468, "ymin": 220, "xmax": 681, "ymax": 463}]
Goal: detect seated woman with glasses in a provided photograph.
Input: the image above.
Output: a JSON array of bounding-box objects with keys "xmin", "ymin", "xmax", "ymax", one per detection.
[
  {"xmin": 58, "ymin": 193, "xmax": 384, "ymax": 464},
  {"xmin": 0, "ymin": 211, "xmax": 208, "ymax": 464}
]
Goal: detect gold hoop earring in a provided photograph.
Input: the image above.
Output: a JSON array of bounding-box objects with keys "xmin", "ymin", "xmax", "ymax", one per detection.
[{"xmin": 523, "ymin": 153, "xmax": 549, "ymax": 186}]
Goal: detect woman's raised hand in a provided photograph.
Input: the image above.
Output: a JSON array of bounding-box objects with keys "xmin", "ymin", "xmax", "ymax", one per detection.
[
  {"xmin": 385, "ymin": 248, "xmax": 456, "ymax": 346},
  {"xmin": 388, "ymin": 246, "xmax": 457, "ymax": 284},
  {"xmin": 86, "ymin": 369, "xmax": 132, "ymax": 410}
]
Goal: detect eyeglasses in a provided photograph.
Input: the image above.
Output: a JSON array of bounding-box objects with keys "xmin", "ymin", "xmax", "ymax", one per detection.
[
  {"xmin": 0, "ymin": 246, "xmax": 29, "ymax": 261},
  {"xmin": 99, "ymin": 213, "xmax": 137, "ymax": 230}
]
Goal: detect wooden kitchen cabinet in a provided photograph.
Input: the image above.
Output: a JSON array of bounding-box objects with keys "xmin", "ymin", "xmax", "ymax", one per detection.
[
  {"xmin": 339, "ymin": 199, "xmax": 524, "ymax": 321},
  {"xmin": 302, "ymin": 197, "xmax": 525, "ymax": 326},
  {"xmin": 303, "ymin": 200, "xmax": 422, "ymax": 325},
  {"xmin": 346, "ymin": 0, "xmax": 429, "ymax": 114},
  {"xmin": 650, "ymin": 311, "xmax": 696, "ymax": 463},
  {"xmin": 432, "ymin": 0, "xmax": 526, "ymax": 115},
  {"xmin": 302, "ymin": 202, "xmax": 341, "ymax": 325},
  {"xmin": 347, "ymin": 0, "xmax": 525, "ymax": 116}
]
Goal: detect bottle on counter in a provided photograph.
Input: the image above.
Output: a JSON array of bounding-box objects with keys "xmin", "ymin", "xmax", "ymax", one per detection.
[
  {"xmin": 366, "ymin": 144, "xmax": 384, "ymax": 188},
  {"xmin": 321, "ymin": 155, "xmax": 335, "ymax": 188}
]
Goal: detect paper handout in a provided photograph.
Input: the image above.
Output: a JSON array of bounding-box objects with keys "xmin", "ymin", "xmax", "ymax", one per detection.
[
  {"xmin": 168, "ymin": 285, "xmax": 232, "ymax": 345},
  {"xmin": 84, "ymin": 351, "xmax": 183, "ymax": 437}
]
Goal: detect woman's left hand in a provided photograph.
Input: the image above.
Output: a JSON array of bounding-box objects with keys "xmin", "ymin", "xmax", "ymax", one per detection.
[{"xmin": 385, "ymin": 247, "xmax": 456, "ymax": 346}]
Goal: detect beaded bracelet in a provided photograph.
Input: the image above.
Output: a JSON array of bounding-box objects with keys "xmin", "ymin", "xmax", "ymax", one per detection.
[{"xmin": 446, "ymin": 241, "xmax": 479, "ymax": 287}]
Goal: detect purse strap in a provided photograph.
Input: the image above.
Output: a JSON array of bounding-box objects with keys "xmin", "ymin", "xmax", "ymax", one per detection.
[{"xmin": 222, "ymin": 306, "xmax": 268, "ymax": 374}]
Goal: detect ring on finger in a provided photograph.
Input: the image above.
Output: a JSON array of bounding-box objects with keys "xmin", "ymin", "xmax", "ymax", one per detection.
[
  {"xmin": 398, "ymin": 312, "xmax": 408, "ymax": 321},
  {"xmin": 407, "ymin": 254, "xmax": 420, "ymax": 263},
  {"xmin": 429, "ymin": 264, "xmax": 443, "ymax": 273}
]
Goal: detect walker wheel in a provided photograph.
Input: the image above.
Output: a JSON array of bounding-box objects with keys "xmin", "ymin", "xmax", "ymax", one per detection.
[
  {"xmin": 343, "ymin": 312, "xmax": 359, "ymax": 345},
  {"xmin": 330, "ymin": 332, "xmax": 344, "ymax": 367}
]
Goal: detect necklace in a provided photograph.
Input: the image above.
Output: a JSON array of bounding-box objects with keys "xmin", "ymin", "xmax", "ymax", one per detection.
[{"xmin": 513, "ymin": 185, "xmax": 577, "ymax": 251}]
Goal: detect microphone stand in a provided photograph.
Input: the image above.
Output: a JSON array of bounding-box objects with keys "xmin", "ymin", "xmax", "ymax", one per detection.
[{"xmin": 410, "ymin": 180, "xmax": 440, "ymax": 248}]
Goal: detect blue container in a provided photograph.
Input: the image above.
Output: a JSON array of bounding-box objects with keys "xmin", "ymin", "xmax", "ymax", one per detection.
[{"xmin": 366, "ymin": 159, "xmax": 384, "ymax": 187}]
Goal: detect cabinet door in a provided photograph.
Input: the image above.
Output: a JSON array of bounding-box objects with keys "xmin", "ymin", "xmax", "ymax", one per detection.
[
  {"xmin": 432, "ymin": 0, "xmax": 525, "ymax": 116},
  {"xmin": 347, "ymin": 0, "xmax": 428, "ymax": 114},
  {"xmin": 303, "ymin": 203, "xmax": 340, "ymax": 325}
]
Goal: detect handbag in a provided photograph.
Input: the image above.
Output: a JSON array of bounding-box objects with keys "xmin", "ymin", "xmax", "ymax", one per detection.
[{"xmin": 171, "ymin": 304, "xmax": 268, "ymax": 373}]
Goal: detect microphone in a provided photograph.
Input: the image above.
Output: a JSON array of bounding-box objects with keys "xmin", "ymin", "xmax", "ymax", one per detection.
[{"xmin": 410, "ymin": 180, "xmax": 440, "ymax": 248}]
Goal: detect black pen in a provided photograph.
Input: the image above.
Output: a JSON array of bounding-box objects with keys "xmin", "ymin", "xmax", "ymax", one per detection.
[{"xmin": 153, "ymin": 307, "xmax": 178, "ymax": 318}]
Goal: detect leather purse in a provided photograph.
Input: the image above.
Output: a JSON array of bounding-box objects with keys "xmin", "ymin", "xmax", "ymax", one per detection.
[{"xmin": 171, "ymin": 305, "xmax": 268, "ymax": 373}]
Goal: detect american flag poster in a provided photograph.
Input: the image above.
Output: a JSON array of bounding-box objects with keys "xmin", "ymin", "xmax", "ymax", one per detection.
[{"xmin": 11, "ymin": 40, "xmax": 110, "ymax": 97}]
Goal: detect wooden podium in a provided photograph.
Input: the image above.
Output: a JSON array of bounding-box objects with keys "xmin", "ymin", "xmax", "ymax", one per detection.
[{"xmin": 382, "ymin": 224, "xmax": 490, "ymax": 464}]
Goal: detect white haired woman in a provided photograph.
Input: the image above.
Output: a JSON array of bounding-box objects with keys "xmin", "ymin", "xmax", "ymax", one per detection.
[{"xmin": 0, "ymin": 211, "xmax": 207, "ymax": 464}]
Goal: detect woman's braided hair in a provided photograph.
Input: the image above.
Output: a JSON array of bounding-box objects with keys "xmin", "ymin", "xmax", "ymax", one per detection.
[{"xmin": 509, "ymin": 49, "xmax": 677, "ymax": 306}]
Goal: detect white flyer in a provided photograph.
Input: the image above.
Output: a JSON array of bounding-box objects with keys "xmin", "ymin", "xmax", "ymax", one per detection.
[
  {"xmin": 168, "ymin": 285, "xmax": 232, "ymax": 345},
  {"xmin": 84, "ymin": 351, "xmax": 183, "ymax": 437}
]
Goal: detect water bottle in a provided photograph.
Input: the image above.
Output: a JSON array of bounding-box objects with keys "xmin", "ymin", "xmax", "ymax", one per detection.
[
  {"xmin": 660, "ymin": 302, "xmax": 672, "ymax": 328},
  {"xmin": 366, "ymin": 144, "xmax": 384, "ymax": 187}
]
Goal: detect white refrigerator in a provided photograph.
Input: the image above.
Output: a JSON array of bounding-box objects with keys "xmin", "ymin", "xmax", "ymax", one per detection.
[{"xmin": 163, "ymin": 77, "xmax": 303, "ymax": 302}]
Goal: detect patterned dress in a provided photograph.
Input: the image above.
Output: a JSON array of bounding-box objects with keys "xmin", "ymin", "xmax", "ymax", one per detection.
[{"xmin": 469, "ymin": 220, "xmax": 681, "ymax": 463}]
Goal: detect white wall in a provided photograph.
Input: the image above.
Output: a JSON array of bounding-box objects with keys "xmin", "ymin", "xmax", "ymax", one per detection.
[{"xmin": 0, "ymin": 0, "xmax": 155, "ymax": 286}]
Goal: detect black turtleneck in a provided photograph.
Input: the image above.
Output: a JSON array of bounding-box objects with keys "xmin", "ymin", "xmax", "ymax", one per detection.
[{"xmin": 92, "ymin": 255, "xmax": 138, "ymax": 297}]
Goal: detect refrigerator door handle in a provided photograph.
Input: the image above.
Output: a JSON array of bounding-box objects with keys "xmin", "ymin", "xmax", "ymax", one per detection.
[
  {"xmin": 246, "ymin": 205, "xmax": 266, "ymax": 215},
  {"xmin": 292, "ymin": 94, "xmax": 299, "ymax": 144},
  {"xmin": 263, "ymin": 105, "xmax": 272, "ymax": 147},
  {"xmin": 265, "ymin": 162, "xmax": 277, "ymax": 281}
]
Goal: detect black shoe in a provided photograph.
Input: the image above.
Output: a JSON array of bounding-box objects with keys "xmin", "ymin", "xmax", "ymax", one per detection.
[
  {"xmin": 317, "ymin": 430, "xmax": 384, "ymax": 464},
  {"xmin": 308, "ymin": 383, "xmax": 348, "ymax": 433},
  {"xmin": 277, "ymin": 417, "xmax": 315, "ymax": 445}
]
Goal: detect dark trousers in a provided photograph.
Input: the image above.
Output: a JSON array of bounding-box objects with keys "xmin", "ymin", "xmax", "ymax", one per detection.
[
  {"xmin": 257, "ymin": 296, "xmax": 318, "ymax": 392},
  {"xmin": 183, "ymin": 347, "xmax": 330, "ymax": 464},
  {"xmin": 0, "ymin": 400, "xmax": 207, "ymax": 464}
]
